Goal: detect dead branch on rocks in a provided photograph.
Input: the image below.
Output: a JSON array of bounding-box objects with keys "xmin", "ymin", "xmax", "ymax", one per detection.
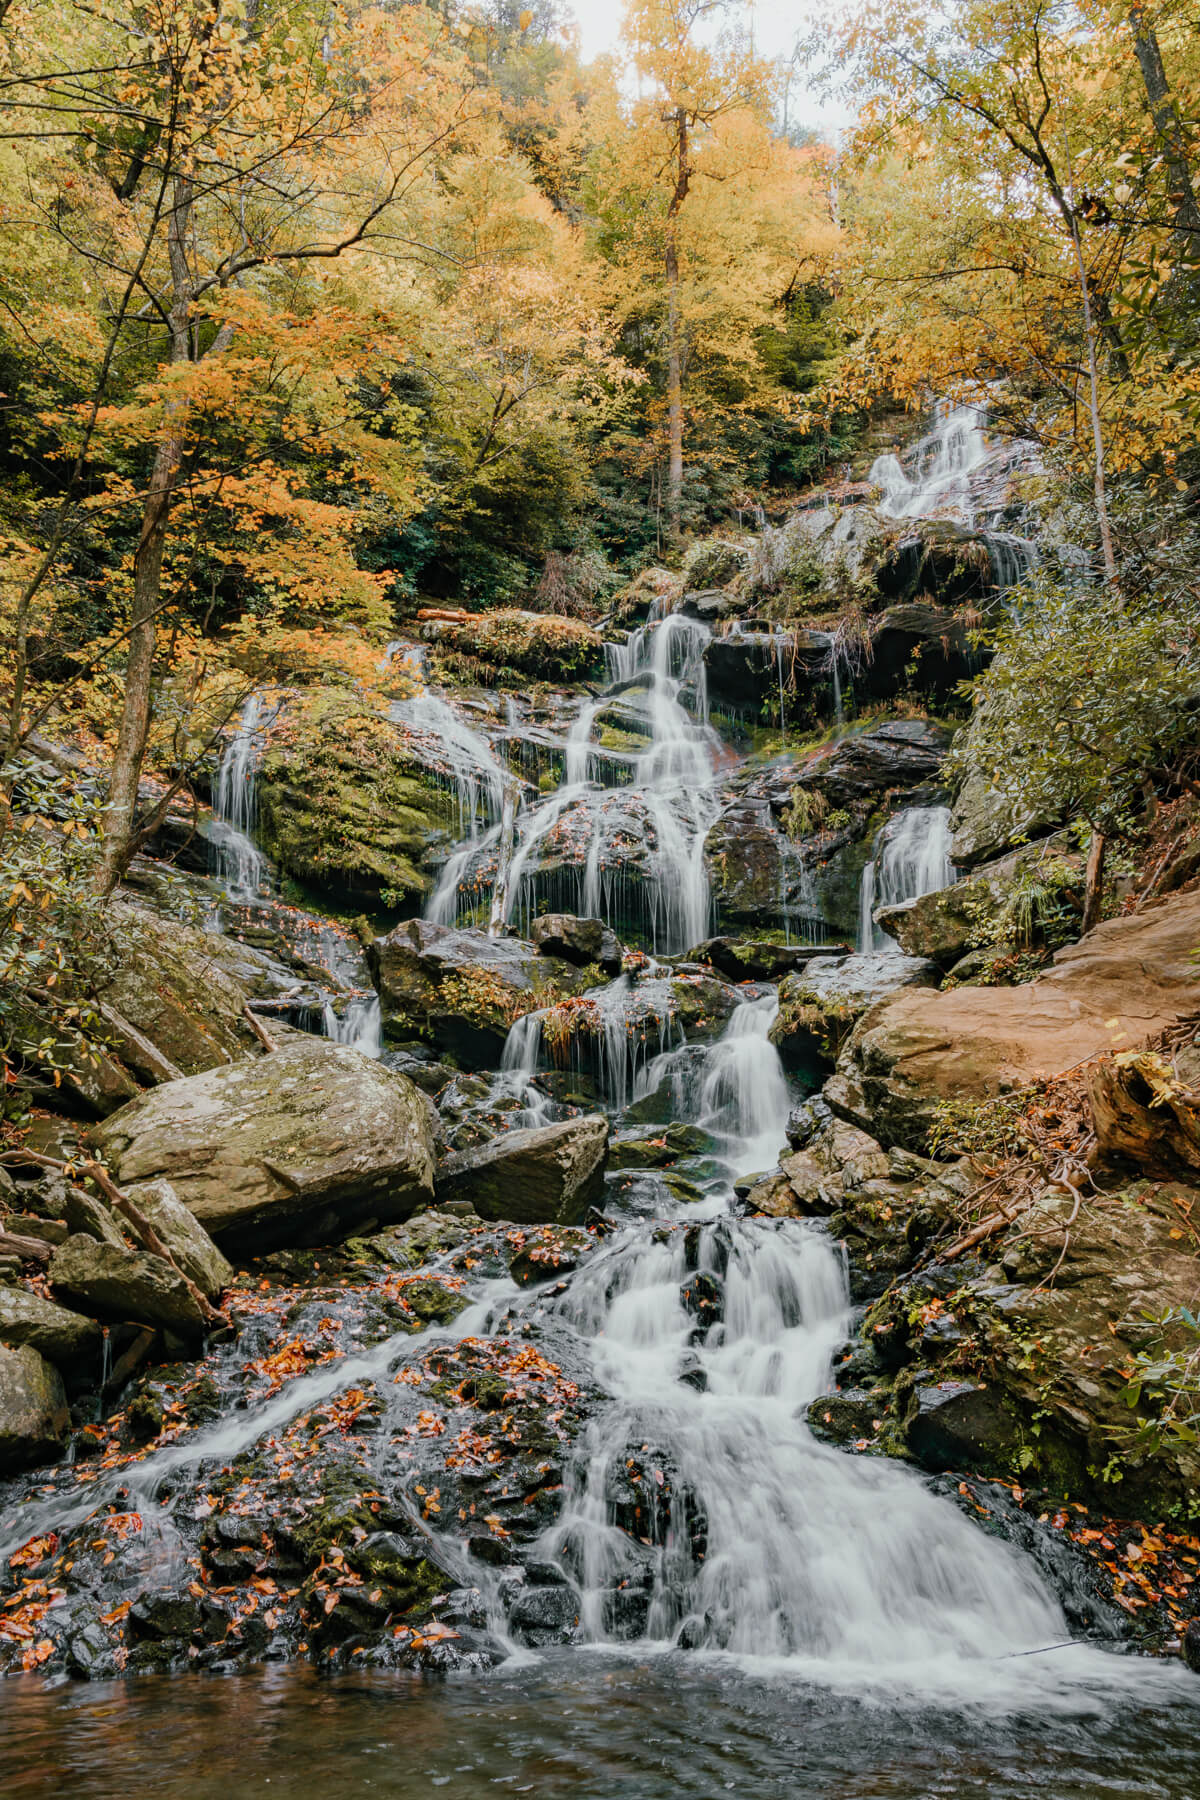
[{"xmin": 0, "ymin": 1148, "xmax": 227, "ymax": 1327}]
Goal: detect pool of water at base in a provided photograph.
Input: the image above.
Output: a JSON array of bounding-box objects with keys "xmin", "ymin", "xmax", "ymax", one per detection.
[{"xmin": 4, "ymin": 1652, "xmax": 1199, "ymax": 1800}]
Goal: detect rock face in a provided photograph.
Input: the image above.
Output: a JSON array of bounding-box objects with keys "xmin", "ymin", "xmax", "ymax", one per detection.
[
  {"xmin": 90, "ymin": 1038, "xmax": 436, "ymax": 1252},
  {"xmin": 530, "ymin": 914, "xmax": 622, "ymax": 974},
  {"xmin": 0, "ymin": 1285, "xmax": 102, "ymax": 1375},
  {"xmin": 794, "ymin": 721, "xmax": 950, "ymax": 809},
  {"xmin": 436, "ymin": 1116, "xmax": 609, "ymax": 1225},
  {"xmin": 0, "ymin": 1342, "xmax": 70, "ymax": 1474},
  {"xmin": 830, "ymin": 889, "xmax": 1200, "ymax": 1151},
  {"xmin": 49, "ymin": 1235, "xmax": 210, "ymax": 1338},
  {"xmin": 368, "ymin": 920, "xmax": 591, "ymax": 1063}
]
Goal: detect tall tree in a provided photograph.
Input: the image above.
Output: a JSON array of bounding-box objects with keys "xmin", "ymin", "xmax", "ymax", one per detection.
[{"xmin": 1, "ymin": 0, "xmax": 480, "ymax": 890}]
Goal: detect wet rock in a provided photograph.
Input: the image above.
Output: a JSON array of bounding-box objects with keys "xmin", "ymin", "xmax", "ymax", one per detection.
[
  {"xmin": 703, "ymin": 626, "xmax": 831, "ymax": 714},
  {"xmin": 0, "ymin": 1341, "xmax": 70, "ymax": 1473},
  {"xmin": 904, "ymin": 1380, "xmax": 1021, "ymax": 1474},
  {"xmin": 0, "ymin": 1283, "xmax": 101, "ymax": 1375},
  {"xmin": 1184, "ymin": 1621, "xmax": 1200, "ymax": 1675},
  {"xmin": 770, "ymin": 951, "xmax": 939, "ymax": 1071},
  {"xmin": 507, "ymin": 1225, "xmax": 594, "ymax": 1285},
  {"xmin": 692, "ymin": 937, "xmax": 850, "ymax": 981},
  {"xmin": 368, "ymin": 919, "xmax": 590, "ymax": 1062},
  {"xmin": 91, "ymin": 1037, "xmax": 435, "ymax": 1253},
  {"xmin": 861, "ymin": 603, "xmax": 975, "ymax": 701},
  {"xmin": 437, "ymin": 1116, "xmax": 609, "ymax": 1226},
  {"xmin": 795, "ymin": 721, "xmax": 950, "ymax": 809},
  {"xmin": 507, "ymin": 1582, "xmax": 579, "ymax": 1647},
  {"xmin": 530, "ymin": 913, "xmax": 622, "ymax": 974},
  {"xmin": 806, "ymin": 1388, "xmax": 882, "ymax": 1445},
  {"xmin": 399, "ymin": 1278, "xmax": 471, "ymax": 1325},
  {"xmin": 49, "ymin": 1234, "xmax": 209, "ymax": 1338},
  {"xmin": 786, "ymin": 1095, "xmax": 832, "ymax": 1150},
  {"xmin": 681, "ymin": 1269, "xmax": 723, "ymax": 1329},
  {"xmin": 126, "ymin": 1180, "xmax": 233, "ymax": 1300},
  {"xmin": 128, "ymin": 1591, "xmax": 204, "ymax": 1642}
]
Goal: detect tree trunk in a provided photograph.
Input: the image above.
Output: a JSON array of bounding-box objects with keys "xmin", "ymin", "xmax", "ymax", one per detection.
[
  {"xmin": 1067, "ymin": 207, "xmax": 1118, "ymax": 583},
  {"xmin": 665, "ymin": 222, "xmax": 684, "ymax": 538},
  {"xmin": 664, "ymin": 106, "xmax": 691, "ymax": 542},
  {"xmin": 1082, "ymin": 829, "xmax": 1107, "ymax": 933},
  {"xmin": 96, "ymin": 176, "xmax": 195, "ymax": 894},
  {"xmin": 1127, "ymin": 9, "xmax": 1200, "ymax": 241}
]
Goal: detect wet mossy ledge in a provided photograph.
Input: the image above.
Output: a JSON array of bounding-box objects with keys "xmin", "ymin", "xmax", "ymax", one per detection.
[
  {"xmin": 414, "ymin": 608, "xmax": 605, "ymax": 686},
  {"xmin": 254, "ymin": 690, "xmax": 452, "ymax": 908}
]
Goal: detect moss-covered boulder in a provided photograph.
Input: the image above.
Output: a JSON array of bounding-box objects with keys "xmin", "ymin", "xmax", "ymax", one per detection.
[
  {"xmin": 0, "ymin": 1342, "xmax": 70, "ymax": 1475},
  {"xmin": 418, "ymin": 609, "xmax": 604, "ymax": 683},
  {"xmin": 255, "ymin": 691, "xmax": 452, "ymax": 905},
  {"xmin": 90, "ymin": 1037, "xmax": 436, "ymax": 1252},
  {"xmin": 367, "ymin": 920, "xmax": 593, "ymax": 1063}
]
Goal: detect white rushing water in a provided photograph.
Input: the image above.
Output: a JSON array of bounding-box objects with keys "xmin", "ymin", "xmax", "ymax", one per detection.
[
  {"xmin": 211, "ymin": 692, "xmax": 272, "ymax": 899},
  {"xmin": 858, "ymin": 804, "xmax": 955, "ymax": 953},
  {"xmin": 428, "ymin": 605, "xmax": 720, "ymax": 952}
]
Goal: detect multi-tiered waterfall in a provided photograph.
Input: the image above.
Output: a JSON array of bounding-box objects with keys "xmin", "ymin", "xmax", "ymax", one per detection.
[
  {"xmin": 426, "ymin": 604, "xmax": 721, "ymax": 953},
  {"xmin": 164, "ymin": 404, "xmax": 1191, "ymax": 1736}
]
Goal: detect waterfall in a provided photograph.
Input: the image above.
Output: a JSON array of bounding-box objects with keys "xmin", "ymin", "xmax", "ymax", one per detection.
[
  {"xmin": 870, "ymin": 403, "xmax": 993, "ymax": 524},
  {"xmin": 535, "ymin": 997, "xmax": 1076, "ymax": 1680},
  {"xmin": 211, "ymin": 692, "xmax": 271, "ymax": 900},
  {"xmin": 322, "ymin": 994, "xmax": 382, "ymax": 1059},
  {"xmin": 857, "ymin": 805, "xmax": 955, "ymax": 952},
  {"xmin": 541, "ymin": 1213, "xmax": 1070, "ymax": 1674},
  {"xmin": 431, "ymin": 607, "xmax": 719, "ymax": 953}
]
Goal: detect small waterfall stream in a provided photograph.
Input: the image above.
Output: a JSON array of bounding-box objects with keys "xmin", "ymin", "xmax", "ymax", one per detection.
[
  {"xmin": 210, "ymin": 692, "xmax": 271, "ymax": 899},
  {"xmin": 857, "ymin": 804, "xmax": 956, "ymax": 953}
]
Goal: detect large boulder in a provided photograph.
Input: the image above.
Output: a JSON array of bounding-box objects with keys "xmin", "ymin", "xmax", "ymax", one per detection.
[
  {"xmin": 0, "ymin": 1342, "xmax": 70, "ymax": 1474},
  {"xmin": 530, "ymin": 914, "xmax": 622, "ymax": 974},
  {"xmin": 255, "ymin": 690, "xmax": 459, "ymax": 905},
  {"xmin": 0, "ymin": 1284, "xmax": 102, "ymax": 1376},
  {"xmin": 794, "ymin": 721, "xmax": 950, "ymax": 809},
  {"xmin": 436, "ymin": 1116, "xmax": 609, "ymax": 1225},
  {"xmin": 90, "ymin": 1038, "xmax": 435, "ymax": 1252},
  {"xmin": 829, "ymin": 888, "xmax": 1200, "ymax": 1151},
  {"xmin": 49, "ymin": 1235, "xmax": 209, "ymax": 1339},
  {"xmin": 367, "ymin": 920, "xmax": 592, "ymax": 1063}
]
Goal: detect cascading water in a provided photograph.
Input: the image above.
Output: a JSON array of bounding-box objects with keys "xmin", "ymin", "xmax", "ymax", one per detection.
[
  {"xmin": 211, "ymin": 692, "xmax": 271, "ymax": 899},
  {"xmin": 871, "ymin": 402, "xmax": 994, "ymax": 523},
  {"xmin": 430, "ymin": 605, "xmax": 720, "ymax": 953},
  {"xmin": 526, "ymin": 996, "xmax": 1109, "ymax": 1693},
  {"xmin": 857, "ymin": 804, "xmax": 955, "ymax": 953}
]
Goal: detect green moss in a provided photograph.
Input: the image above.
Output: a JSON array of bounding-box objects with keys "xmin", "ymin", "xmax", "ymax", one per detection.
[{"xmin": 256, "ymin": 690, "xmax": 451, "ymax": 903}]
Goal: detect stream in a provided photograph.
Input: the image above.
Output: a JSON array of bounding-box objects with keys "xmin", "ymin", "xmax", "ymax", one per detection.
[{"xmin": 5, "ymin": 406, "xmax": 1199, "ymax": 1792}]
